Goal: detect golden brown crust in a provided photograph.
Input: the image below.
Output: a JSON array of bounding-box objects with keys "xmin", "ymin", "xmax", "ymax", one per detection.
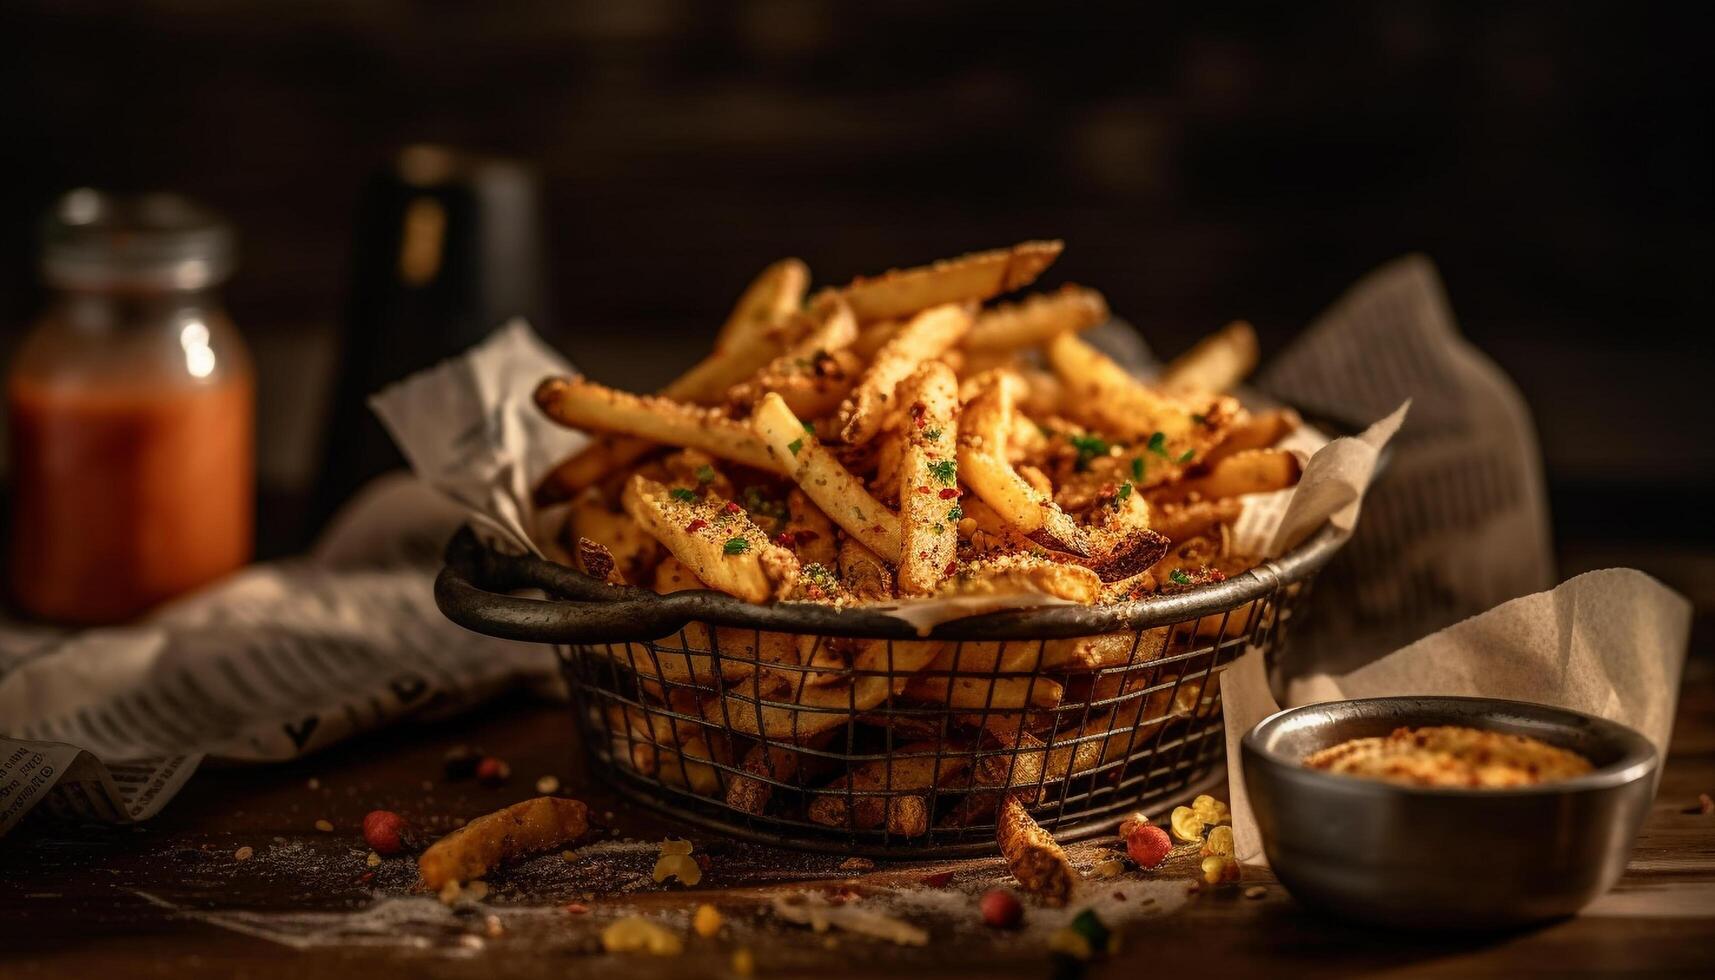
[
  {"xmin": 996, "ymin": 794, "xmax": 1076, "ymax": 906},
  {"xmin": 1304, "ymin": 726, "xmax": 1594, "ymax": 788},
  {"xmin": 418, "ymin": 797, "xmax": 591, "ymax": 890}
]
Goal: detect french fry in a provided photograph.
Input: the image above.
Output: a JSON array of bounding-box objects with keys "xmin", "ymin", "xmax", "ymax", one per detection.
[
  {"xmin": 837, "ymin": 303, "xmax": 972, "ymax": 445},
  {"xmin": 1041, "ymin": 627, "xmax": 1170, "ymax": 671},
  {"xmin": 567, "ymin": 488, "xmax": 663, "ymax": 586},
  {"xmin": 895, "ymin": 361, "xmax": 961, "ymax": 595},
  {"xmin": 711, "ymin": 257, "xmax": 811, "ymax": 354},
  {"xmin": 537, "ymin": 378, "xmax": 784, "ymax": 473},
  {"xmin": 1202, "ymin": 407, "xmax": 1301, "ymax": 465},
  {"xmin": 419, "ymin": 797, "xmax": 591, "ymax": 890},
  {"xmin": 724, "ymin": 734, "xmax": 839, "ymax": 816},
  {"xmin": 752, "ymin": 392, "xmax": 903, "ymax": 560},
  {"xmin": 838, "ymin": 240, "xmax": 1063, "ymax": 322},
  {"xmin": 1150, "ymin": 448, "xmax": 1301, "ymax": 504},
  {"xmin": 725, "ymin": 291, "xmax": 861, "ymax": 416},
  {"xmin": 1046, "ymin": 333, "xmax": 1236, "ymax": 475},
  {"xmin": 536, "ymin": 436, "xmax": 658, "ymax": 506},
  {"xmin": 575, "ymin": 536, "xmax": 625, "ymax": 585},
  {"xmin": 964, "ymin": 284, "xmax": 1109, "ymax": 352},
  {"xmin": 996, "ymin": 795, "xmax": 1076, "ymax": 906},
  {"xmin": 1159, "ymin": 320, "xmax": 1258, "ymax": 395},
  {"xmin": 957, "ymin": 372, "xmax": 1091, "ymax": 556},
  {"xmin": 838, "ymin": 536, "xmax": 895, "ymax": 600},
  {"xmin": 902, "ymin": 642, "xmax": 1066, "ymax": 710},
  {"xmin": 939, "ymin": 554, "xmax": 1102, "ymax": 604},
  {"xmin": 707, "ymin": 639, "xmax": 942, "ymax": 739},
  {"xmin": 780, "ymin": 488, "xmax": 839, "ymax": 567},
  {"xmin": 1149, "ymin": 497, "xmax": 1243, "ymax": 545},
  {"xmin": 622, "ymin": 475, "xmax": 798, "ymax": 603},
  {"xmin": 807, "ymin": 743, "xmax": 972, "ymax": 836}
]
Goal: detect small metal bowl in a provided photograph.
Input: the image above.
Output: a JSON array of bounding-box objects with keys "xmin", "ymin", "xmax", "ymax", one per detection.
[{"xmin": 1242, "ymin": 696, "xmax": 1657, "ymax": 930}]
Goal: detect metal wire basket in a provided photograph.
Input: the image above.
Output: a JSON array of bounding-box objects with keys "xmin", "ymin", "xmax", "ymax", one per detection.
[{"xmin": 436, "ymin": 519, "xmax": 1348, "ymax": 857}]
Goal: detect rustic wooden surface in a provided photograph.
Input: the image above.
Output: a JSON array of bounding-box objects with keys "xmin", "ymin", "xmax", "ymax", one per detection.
[{"xmin": 4, "ymin": 660, "xmax": 1712, "ymax": 978}]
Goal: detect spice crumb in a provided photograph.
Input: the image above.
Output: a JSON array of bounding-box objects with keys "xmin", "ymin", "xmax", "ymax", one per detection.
[
  {"xmin": 485, "ymin": 914, "xmax": 504, "ymax": 938},
  {"xmin": 314, "ymin": 819, "xmax": 334, "ymax": 833},
  {"xmin": 233, "ymin": 846, "xmax": 254, "ymax": 861},
  {"xmin": 1686, "ymin": 792, "xmax": 1715, "ymax": 815},
  {"xmin": 1244, "ymin": 886, "xmax": 1267, "ymax": 900},
  {"xmin": 366, "ymin": 851, "xmax": 382, "ymax": 867},
  {"xmin": 536, "ymin": 775, "xmax": 561, "ymax": 795},
  {"xmin": 561, "ymin": 850, "xmax": 577, "ymax": 861}
]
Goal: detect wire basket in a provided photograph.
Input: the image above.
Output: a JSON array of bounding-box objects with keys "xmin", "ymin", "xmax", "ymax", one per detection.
[{"xmin": 436, "ymin": 519, "xmax": 1347, "ymax": 857}]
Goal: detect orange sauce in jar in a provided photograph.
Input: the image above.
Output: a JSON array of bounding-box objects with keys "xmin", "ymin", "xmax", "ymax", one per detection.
[{"xmin": 8, "ymin": 375, "xmax": 253, "ymax": 623}]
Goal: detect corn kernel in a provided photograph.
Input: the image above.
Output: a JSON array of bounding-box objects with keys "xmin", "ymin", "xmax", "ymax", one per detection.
[
  {"xmin": 601, "ymin": 916, "xmax": 684, "ymax": 955},
  {"xmin": 1191, "ymin": 794, "xmax": 1231, "ymax": 826},
  {"xmin": 693, "ymin": 903, "xmax": 723, "ymax": 938},
  {"xmin": 1169, "ymin": 805, "xmax": 1206, "ymax": 843},
  {"xmin": 1200, "ymin": 855, "xmax": 1240, "ymax": 885},
  {"xmin": 1200, "ymin": 825, "xmax": 1235, "ymax": 858}
]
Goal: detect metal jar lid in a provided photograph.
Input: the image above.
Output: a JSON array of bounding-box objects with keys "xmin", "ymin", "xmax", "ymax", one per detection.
[{"xmin": 41, "ymin": 189, "xmax": 235, "ymax": 291}]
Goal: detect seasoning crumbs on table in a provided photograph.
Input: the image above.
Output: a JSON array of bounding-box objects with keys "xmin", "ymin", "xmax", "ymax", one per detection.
[
  {"xmin": 1244, "ymin": 886, "xmax": 1267, "ymax": 900},
  {"xmin": 314, "ymin": 819, "xmax": 334, "ymax": 833},
  {"xmin": 233, "ymin": 846, "xmax": 254, "ymax": 861}
]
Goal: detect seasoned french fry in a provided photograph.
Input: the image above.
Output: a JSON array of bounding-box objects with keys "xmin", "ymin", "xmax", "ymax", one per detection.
[
  {"xmin": 895, "ymin": 361, "xmax": 961, "ymax": 595},
  {"xmin": 1202, "ymin": 407, "xmax": 1301, "ymax": 464},
  {"xmin": 838, "ymin": 536, "xmax": 895, "ymax": 600},
  {"xmin": 575, "ymin": 536, "xmax": 625, "ymax": 585},
  {"xmin": 779, "ymin": 488, "xmax": 839, "ymax": 567},
  {"xmin": 725, "ymin": 291, "xmax": 861, "ymax": 416},
  {"xmin": 1149, "ymin": 497, "xmax": 1243, "ymax": 544},
  {"xmin": 1159, "ymin": 320, "xmax": 1258, "ymax": 395},
  {"xmin": 964, "ymin": 284, "xmax": 1109, "ymax": 352},
  {"xmin": 1041, "ymin": 627, "xmax": 1169, "ymax": 671},
  {"xmin": 712, "ymin": 257, "xmax": 811, "ymax": 353},
  {"xmin": 567, "ymin": 488, "xmax": 663, "ymax": 586},
  {"xmin": 838, "ymin": 240, "xmax": 1063, "ymax": 322},
  {"xmin": 1151, "ymin": 448, "xmax": 1301, "ymax": 503},
  {"xmin": 622, "ymin": 475, "xmax": 798, "ymax": 603},
  {"xmin": 939, "ymin": 555, "xmax": 1102, "ymax": 604},
  {"xmin": 752, "ymin": 392, "xmax": 903, "ymax": 560},
  {"xmin": 837, "ymin": 303, "xmax": 972, "ymax": 445},
  {"xmin": 807, "ymin": 743, "xmax": 972, "ymax": 836},
  {"xmin": 419, "ymin": 797, "xmax": 591, "ymax": 890},
  {"xmin": 707, "ymin": 639, "xmax": 942, "ymax": 739},
  {"xmin": 537, "ymin": 378, "xmax": 784, "ymax": 473},
  {"xmin": 724, "ymin": 734, "xmax": 839, "ymax": 816},
  {"xmin": 957, "ymin": 372, "xmax": 1090, "ymax": 556},
  {"xmin": 902, "ymin": 642, "xmax": 1066, "ymax": 710},
  {"xmin": 996, "ymin": 795, "xmax": 1076, "ymax": 906}
]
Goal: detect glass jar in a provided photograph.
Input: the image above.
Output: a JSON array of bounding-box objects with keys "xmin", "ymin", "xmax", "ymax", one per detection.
[{"xmin": 7, "ymin": 190, "xmax": 254, "ymax": 623}]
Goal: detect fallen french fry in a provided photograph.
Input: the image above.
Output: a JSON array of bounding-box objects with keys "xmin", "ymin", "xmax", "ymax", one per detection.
[
  {"xmin": 838, "ymin": 240, "xmax": 1063, "ymax": 322},
  {"xmin": 996, "ymin": 795, "xmax": 1076, "ymax": 906},
  {"xmin": 419, "ymin": 797, "xmax": 591, "ymax": 890}
]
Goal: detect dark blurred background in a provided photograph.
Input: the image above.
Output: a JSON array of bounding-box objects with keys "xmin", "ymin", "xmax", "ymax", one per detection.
[{"xmin": 1, "ymin": 1, "xmax": 1710, "ymax": 605}]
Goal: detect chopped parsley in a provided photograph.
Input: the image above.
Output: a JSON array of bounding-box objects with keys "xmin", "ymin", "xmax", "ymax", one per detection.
[
  {"xmin": 924, "ymin": 427, "xmax": 943, "ymax": 441},
  {"xmin": 1115, "ymin": 482, "xmax": 1133, "ymax": 503},
  {"xmin": 1169, "ymin": 569, "xmax": 1193, "ymax": 586},
  {"xmin": 669, "ymin": 487, "xmax": 698, "ymax": 503},
  {"xmin": 802, "ymin": 419, "xmax": 816, "ymax": 434},
  {"xmin": 946, "ymin": 504, "xmax": 964, "ymax": 522},
  {"xmin": 1069, "ymin": 433, "xmax": 1109, "ymax": 470},
  {"xmin": 723, "ymin": 537, "xmax": 750, "ymax": 555},
  {"xmin": 1178, "ymin": 448, "xmax": 1196, "ymax": 463},
  {"xmin": 928, "ymin": 459, "xmax": 957, "ymax": 485},
  {"xmin": 1146, "ymin": 431, "xmax": 1170, "ymax": 458},
  {"xmin": 1191, "ymin": 413, "xmax": 1207, "ymax": 425},
  {"xmin": 787, "ymin": 437, "xmax": 804, "ymax": 457},
  {"xmin": 695, "ymin": 464, "xmax": 716, "ymax": 484},
  {"xmin": 1131, "ymin": 456, "xmax": 1145, "ymax": 482}
]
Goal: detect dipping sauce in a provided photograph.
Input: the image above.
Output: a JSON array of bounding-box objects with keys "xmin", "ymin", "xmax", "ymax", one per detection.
[{"xmin": 1304, "ymin": 725, "xmax": 1593, "ymax": 788}]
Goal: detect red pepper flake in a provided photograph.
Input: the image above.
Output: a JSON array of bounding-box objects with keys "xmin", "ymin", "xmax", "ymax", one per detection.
[
  {"xmin": 359, "ymin": 871, "xmax": 375, "ymax": 884},
  {"xmin": 944, "ymin": 561, "xmax": 958, "ymax": 576},
  {"xmin": 694, "ymin": 853, "xmax": 712, "ymax": 872},
  {"xmin": 565, "ymin": 902, "xmax": 589, "ymax": 915},
  {"xmin": 917, "ymin": 485, "xmax": 932, "ymax": 495},
  {"xmin": 910, "ymin": 401, "xmax": 928, "ymax": 427},
  {"xmin": 920, "ymin": 870, "xmax": 955, "ymax": 888},
  {"xmin": 775, "ymin": 532, "xmax": 797, "ymax": 547},
  {"xmin": 685, "ymin": 518, "xmax": 709, "ymax": 533},
  {"xmin": 724, "ymin": 501, "xmax": 743, "ymax": 514},
  {"xmin": 794, "ymin": 530, "xmax": 820, "ymax": 544},
  {"xmin": 938, "ymin": 488, "xmax": 959, "ymax": 499}
]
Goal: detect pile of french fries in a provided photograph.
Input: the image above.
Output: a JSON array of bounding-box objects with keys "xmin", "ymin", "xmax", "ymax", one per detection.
[{"xmin": 532, "ymin": 241, "xmax": 1304, "ymax": 861}]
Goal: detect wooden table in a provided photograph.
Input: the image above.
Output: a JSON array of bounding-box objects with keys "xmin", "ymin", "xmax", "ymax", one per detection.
[{"xmin": 5, "ymin": 662, "xmax": 1713, "ymax": 978}]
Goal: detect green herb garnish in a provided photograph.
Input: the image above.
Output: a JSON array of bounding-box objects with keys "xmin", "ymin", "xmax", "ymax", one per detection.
[
  {"xmin": 1147, "ymin": 431, "xmax": 1169, "ymax": 458},
  {"xmin": 695, "ymin": 464, "xmax": 716, "ymax": 484},
  {"xmin": 1116, "ymin": 482, "xmax": 1132, "ymax": 503},
  {"xmin": 1178, "ymin": 449, "xmax": 1196, "ymax": 463},
  {"xmin": 924, "ymin": 427, "xmax": 943, "ymax": 441},
  {"xmin": 1191, "ymin": 413, "xmax": 1208, "ymax": 425},
  {"xmin": 946, "ymin": 504, "xmax": 964, "ymax": 522},
  {"xmin": 1131, "ymin": 457, "xmax": 1145, "ymax": 482},
  {"xmin": 787, "ymin": 438, "xmax": 804, "ymax": 457},
  {"xmin": 723, "ymin": 537, "xmax": 750, "ymax": 555},
  {"xmin": 928, "ymin": 459, "xmax": 957, "ymax": 485},
  {"xmin": 802, "ymin": 419, "xmax": 816, "ymax": 434},
  {"xmin": 1169, "ymin": 569, "xmax": 1193, "ymax": 586},
  {"xmin": 1069, "ymin": 433, "xmax": 1109, "ymax": 470},
  {"xmin": 669, "ymin": 487, "xmax": 698, "ymax": 502}
]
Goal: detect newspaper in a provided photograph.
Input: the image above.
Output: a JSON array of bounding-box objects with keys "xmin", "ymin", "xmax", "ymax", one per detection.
[
  {"xmin": 0, "ymin": 476, "xmax": 556, "ymax": 835},
  {"xmin": 1, "ymin": 255, "xmax": 1648, "ymax": 837}
]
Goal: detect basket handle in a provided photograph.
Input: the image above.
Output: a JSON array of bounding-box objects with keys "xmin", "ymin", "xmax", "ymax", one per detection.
[{"xmin": 435, "ymin": 526, "xmax": 696, "ymax": 643}]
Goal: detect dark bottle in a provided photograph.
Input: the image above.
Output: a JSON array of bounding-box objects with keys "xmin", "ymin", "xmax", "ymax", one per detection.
[{"xmin": 313, "ymin": 145, "xmax": 547, "ymax": 530}]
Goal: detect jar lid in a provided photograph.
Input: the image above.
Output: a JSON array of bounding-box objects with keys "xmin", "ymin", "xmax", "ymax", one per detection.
[{"xmin": 41, "ymin": 189, "xmax": 235, "ymax": 290}]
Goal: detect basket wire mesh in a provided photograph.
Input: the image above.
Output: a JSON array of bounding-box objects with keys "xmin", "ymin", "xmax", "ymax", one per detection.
[{"xmin": 559, "ymin": 579, "xmax": 1310, "ymax": 857}]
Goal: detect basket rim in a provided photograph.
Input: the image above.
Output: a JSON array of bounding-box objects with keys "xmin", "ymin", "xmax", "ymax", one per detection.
[{"xmin": 435, "ymin": 516, "xmax": 1349, "ymax": 644}]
